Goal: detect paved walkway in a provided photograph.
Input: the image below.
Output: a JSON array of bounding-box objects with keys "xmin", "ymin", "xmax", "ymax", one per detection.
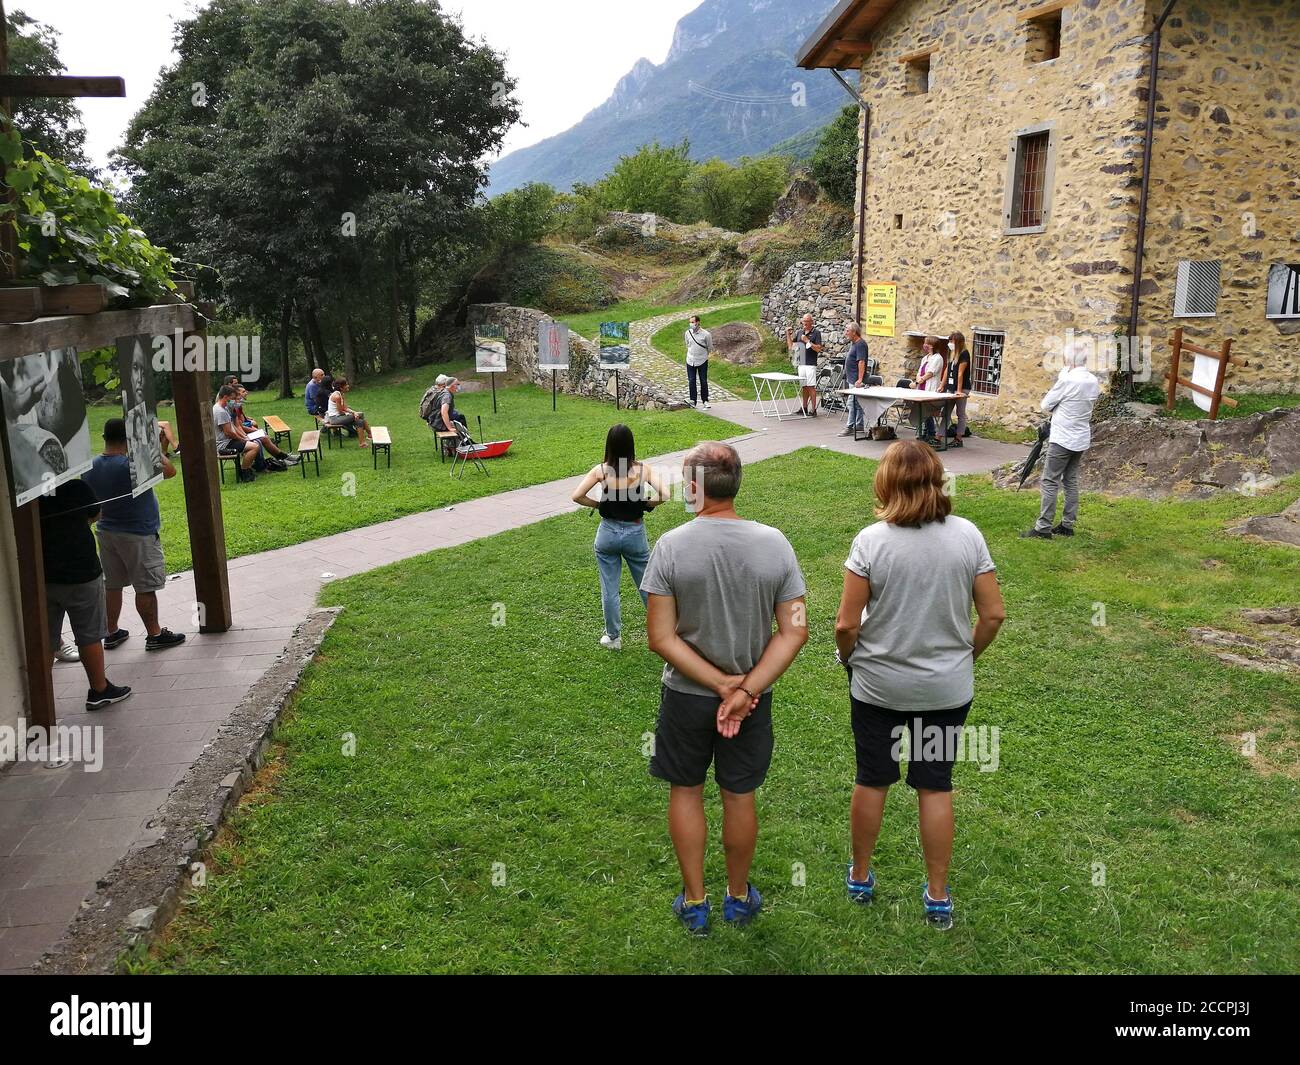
[{"xmin": 0, "ymin": 399, "xmax": 1026, "ymax": 971}]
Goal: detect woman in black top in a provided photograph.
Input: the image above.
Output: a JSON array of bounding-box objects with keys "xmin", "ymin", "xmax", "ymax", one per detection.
[
  {"xmin": 571, "ymin": 424, "xmax": 670, "ymax": 649},
  {"xmin": 942, "ymin": 332, "xmax": 972, "ymax": 446}
]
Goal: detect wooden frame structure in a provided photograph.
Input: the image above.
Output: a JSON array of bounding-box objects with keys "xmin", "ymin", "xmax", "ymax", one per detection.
[
  {"xmin": 0, "ymin": 299, "xmax": 232, "ymax": 731},
  {"xmin": 0, "ymin": 1, "xmax": 230, "ymax": 733},
  {"xmin": 1164, "ymin": 326, "xmax": 1244, "ymax": 420}
]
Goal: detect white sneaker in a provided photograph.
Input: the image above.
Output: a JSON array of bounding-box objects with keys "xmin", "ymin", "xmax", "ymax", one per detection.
[
  {"xmin": 54, "ymin": 640, "xmax": 80, "ymax": 663},
  {"xmin": 701, "ymin": 402, "xmax": 711, "ymax": 410},
  {"xmin": 599, "ymin": 633, "xmax": 622, "ymax": 650}
]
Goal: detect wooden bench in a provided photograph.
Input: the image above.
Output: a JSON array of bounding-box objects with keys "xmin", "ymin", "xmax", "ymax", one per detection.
[
  {"xmin": 297, "ymin": 430, "xmax": 322, "ymax": 478},
  {"xmin": 217, "ymin": 449, "xmax": 242, "ymax": 484},
  {"xmin": 371, "ymin": 426, "xmax": 392, "ymax": 469},
  {"xmin": 435, "ymin": 429, "xmax": 458, "ymax": 462},
  {"xmin": 314, "ymin": 414, "xmax": 346, "ymax": 448},
  {"xmin": 263, "ymin": 414, "xmax": 292, "ymax": 448}
]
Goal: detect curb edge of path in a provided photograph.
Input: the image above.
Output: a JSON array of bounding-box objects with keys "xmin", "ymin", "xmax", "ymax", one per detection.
[{"xmin": 32, "ymin": 606, "xmax": 344, "ymax": 975}]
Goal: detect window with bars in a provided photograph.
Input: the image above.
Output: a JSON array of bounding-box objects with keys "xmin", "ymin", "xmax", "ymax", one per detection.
[
  {"xmin": 1174, "ymin": 260, "xmax": 1222, "ymax": 317},
  {"xmin": 1003, "ymin": 124, "xmax": 1056, "ymax": 234},
  {"xmin": 971, "ymin": 330, "xmax": 1005, "ymax": 396}
]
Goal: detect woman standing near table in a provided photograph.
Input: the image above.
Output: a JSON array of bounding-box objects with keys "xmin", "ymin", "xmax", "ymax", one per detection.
[
  {"xmin": 913, "ymin": 336, "xmax": 946, "ymax": 442},
  {"xmin": 833, "ymin": 440, "xmax": 1005, "ymax": 929},
  {"xmin": 570, "ymin": 424, "xmax": 670, "ymax": 650},
  {"xmin": 942, "ymin": 332, "xmax": 972, "ymax": 446}
]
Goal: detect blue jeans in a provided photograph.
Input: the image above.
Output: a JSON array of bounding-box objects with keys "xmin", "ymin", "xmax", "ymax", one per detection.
[
  {"xmin": 687, "ymin": 361, "xmax": 709, "ymax": 404},
  {"xmin": 594, "ymin": 518, "xmax": 649, "ymax": 640},
  {"xmin": 846, "ymin": 393, "xmax": 865, "ymax": 430}
]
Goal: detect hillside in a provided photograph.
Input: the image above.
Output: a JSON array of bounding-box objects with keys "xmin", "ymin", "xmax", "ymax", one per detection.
[{"xmin": 487, "ymin": 0, "xmax": 855, "ymax": 194}]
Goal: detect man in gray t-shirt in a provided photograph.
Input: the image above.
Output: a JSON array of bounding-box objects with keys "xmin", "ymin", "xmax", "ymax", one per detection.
[{"xmin": 641, "ymin": 441, "xmax": 808, "ymax": 934}]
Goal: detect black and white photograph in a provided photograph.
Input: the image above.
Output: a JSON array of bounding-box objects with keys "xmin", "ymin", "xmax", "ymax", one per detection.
[
  {"xmin": 1265, "ymin": 263, "xmax": 1300, "ymax": 319},
  {"xmin": 117, "ymin": 334, "xmax": 165, "ymax": 494},
  {"xmin": 0, "ymin": 347, "xmax": 93, "ymax": 506}
]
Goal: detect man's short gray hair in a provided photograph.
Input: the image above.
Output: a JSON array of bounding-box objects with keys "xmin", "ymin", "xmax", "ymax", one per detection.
[
  {"xmin": 1063, "ymin": 338, "xmax": 1092, "ymax": 369},
  {"xmin": 846, "ymin": 322, "xmax": 863, "ymax": 337},
  {"xmin": 684, "ymin": 441, "xmax": 742, "ymax": 501}
]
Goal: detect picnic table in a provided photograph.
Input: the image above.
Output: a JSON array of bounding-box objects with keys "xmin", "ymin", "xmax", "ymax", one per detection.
[
  {"xmin": 839, "ymin": 386, "xmax": 960, "ymax": 450},
  {"xmin": 751, "ymin": 371, "xmax": 806, "ymax": 420}
]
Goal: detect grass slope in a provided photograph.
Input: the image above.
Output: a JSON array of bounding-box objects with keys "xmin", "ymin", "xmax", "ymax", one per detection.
[
  {"xmin": 85, "ymin": 370, "xmax": 738, "ymax": 573},
  {"xmin": 142, "ymin": 451, "xmax": 1300, "ymax": 974}
]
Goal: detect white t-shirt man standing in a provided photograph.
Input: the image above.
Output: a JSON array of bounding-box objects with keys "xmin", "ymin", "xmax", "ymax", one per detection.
[
  {"xmin": 684, "ymin": 315, "xmax": 713, "ymax": 409},
  {"xmin": 1023, "ymin": 343, "xmax": 1101, "ymax": 539}
]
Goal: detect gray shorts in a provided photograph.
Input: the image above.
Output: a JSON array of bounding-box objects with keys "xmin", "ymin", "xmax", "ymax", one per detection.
[
  {"xmin": 98, "ymin": 529, "xmax": 166, "ymax": 592},
  {"xmin": 47, "ymin": 576, "xmax": 107, "ymax": 648}
]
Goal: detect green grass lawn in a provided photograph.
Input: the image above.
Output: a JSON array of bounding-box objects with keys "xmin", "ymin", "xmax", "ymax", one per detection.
[
  {"xmin": 140, "ymin": 450, "xmax": 1300, "ymax": 974},
  {"xmin": 1166, "ymin": 391, "xmax": 1300, "ymax": 420},
  {"xmin": 560, "ymin": 296, "xmax": 753, "ymax": 341},
  {"xmin": 85, "ymin": 369, "xmax": 739, "ymax": 573},
  {"xmin": 649, "ymin": 300, "xmax": 795, "ymax": 397}
]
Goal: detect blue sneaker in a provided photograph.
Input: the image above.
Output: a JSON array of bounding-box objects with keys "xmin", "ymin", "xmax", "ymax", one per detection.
[
  {"xmin": 672, "ymin": 893, "xmax": 711, "ymax": 936},
  {"xmin": 846, "ymin": 864, "xmax": 875, "ymax": 904},
  {"xmin": 922, "ymin": 883, "xmax": 953, "ymax": 931},
  {"xmin": 723, "ymin": 883, "xmax": 762, "ymax": 926}
]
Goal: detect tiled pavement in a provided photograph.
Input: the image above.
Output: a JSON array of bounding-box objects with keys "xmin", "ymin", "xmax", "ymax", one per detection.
[{"xmin": 0, "ymin": 399, "xmax": 1026, "ymax": 971}]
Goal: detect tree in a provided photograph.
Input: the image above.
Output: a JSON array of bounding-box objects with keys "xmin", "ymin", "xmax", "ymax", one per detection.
[
  {"xmin": 597, "ymin": 140, "xmax": 693, "ymax": 219},
  {"xmin": 115, "ymin": 0, "xmax": 519, "ymax": 394},
  {"xmin": 809, "ymin": 105, "xmax": 859, "ymax": 206},
  {"xmin": 685, "ymin": 155, "xmax": 789, "ymax": 232},
  {"xmin": 488, "ymin": 182, "xmax": 559, "ymax": 246},
  {"xmin": 5, "ymin": 8, "xmax": 94, "ymax": 176}
]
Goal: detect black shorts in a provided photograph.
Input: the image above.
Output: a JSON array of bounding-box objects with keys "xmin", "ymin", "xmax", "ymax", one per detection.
[
  {"xmin": 649, "ymin": 684, "xmax": 774, "ymax": 795},
  {"xmin": 850, "ymin": 697, "xmax": 972, "ymax": 792}
]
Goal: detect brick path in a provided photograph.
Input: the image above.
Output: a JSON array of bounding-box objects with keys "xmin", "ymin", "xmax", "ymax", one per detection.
[
  {"xmin": 627, "ymin": 303, "xmax": 752, "ymax": 405},
  {"xmin": 0, "ymin": 394, "xmax": 1026, "ymax": 972}
]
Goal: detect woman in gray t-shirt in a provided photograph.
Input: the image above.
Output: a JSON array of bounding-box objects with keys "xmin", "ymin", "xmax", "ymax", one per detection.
[{"xmin": 833, "ymin": 440, "xmax": 1005, "ymax": 929}]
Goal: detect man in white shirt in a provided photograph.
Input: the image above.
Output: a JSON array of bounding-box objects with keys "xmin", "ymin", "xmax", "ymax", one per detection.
[
  {"xmin": 684, "ymin": 315, "xmax": 712, "ymax": 409},
  {"xmin": 1022, "ymin": 342, "xmax": 1101, "ymax": 540}
]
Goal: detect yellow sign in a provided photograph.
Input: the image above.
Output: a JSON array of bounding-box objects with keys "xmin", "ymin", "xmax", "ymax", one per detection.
[{"xmin": 865, "ymin": 282, "xmax": 897, "ymax": 338}]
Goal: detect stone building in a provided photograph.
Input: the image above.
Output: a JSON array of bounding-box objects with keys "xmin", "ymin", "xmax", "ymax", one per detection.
[{"xmin": 796, "ymin": 0, "xmax": 1300, "ymax": 423}]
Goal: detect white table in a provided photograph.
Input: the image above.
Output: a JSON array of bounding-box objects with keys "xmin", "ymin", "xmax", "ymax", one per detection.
[
  {"xmin": 751, "ymin": 372, "xmax": 807, "ymax": 420},
  {"xmin": 840, "ymin": 386, "xmax": 959, "ymax": 449}
]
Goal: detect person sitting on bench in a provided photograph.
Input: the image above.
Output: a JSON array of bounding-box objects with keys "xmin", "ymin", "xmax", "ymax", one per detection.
[
  {"xmin": 304, "ymin": 368, "xmax": 327, "ymax": 417},
  {"xmin": 326, "ymin": 377, "xmax": 370, "ymax": 447},
  {"xmin": 432, "ymin": 375, "xmax": 469, "ymax": 436},
  {"xmin": 214, "ymin": 385, "xmax": 263, "ymax": 482},
  {"xmin": 224, "ymin": 380, "xmax": 298, "ymax": 466}
]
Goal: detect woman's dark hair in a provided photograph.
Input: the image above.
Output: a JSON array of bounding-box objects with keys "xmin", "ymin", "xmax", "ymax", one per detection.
[
  {"xmin": 334, "ymin": 377, "xmax": 349, "ymax": 391},
  {"xmin": 603, "ymin": 423, "xmax": 636, "ymax": 472}
]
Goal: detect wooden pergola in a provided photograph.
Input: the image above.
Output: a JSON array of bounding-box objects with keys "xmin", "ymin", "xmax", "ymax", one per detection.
[
  {"xmin": 0, "ymin": 302, "xmax": 233, "ymax": 730},
  {"xmin": 0, "ymin": 4, "xmax": 230, "ymax": 730}
]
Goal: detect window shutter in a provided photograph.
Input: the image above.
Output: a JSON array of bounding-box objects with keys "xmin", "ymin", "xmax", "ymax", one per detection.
[{"xmin": 1174, "ymin": 260, "xmax": 1221, "ymax": 317}]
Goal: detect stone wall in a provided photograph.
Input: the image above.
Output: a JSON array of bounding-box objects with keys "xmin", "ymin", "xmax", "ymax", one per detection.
[
  {"xmin": 849, "ymin": 0, "xmax": 1154, "ymax": 424},
  {"xmin": 1136, "ymin": 0, "xmax": 1300, "ymax": 393},
  {"xmin": 467, "ymin": 303, "xmax": 687, "ymax": 410},
  {"xmin": 760, "ymin": 260, "xmax": 854, "ymax": 358},
  {"xmin": 843, "ymin": 0, "xmax": 1298, "ymax": 425}
]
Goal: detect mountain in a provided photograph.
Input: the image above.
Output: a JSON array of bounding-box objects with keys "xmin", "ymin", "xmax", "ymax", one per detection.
[{"xmin": 487, "ymin": 0, "xmax": 855, "ymax": 195}]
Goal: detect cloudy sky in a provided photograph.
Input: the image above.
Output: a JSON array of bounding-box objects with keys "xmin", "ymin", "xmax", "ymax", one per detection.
[{"xmin": 20, "ymin": 0, "xmax": 700, "ymax": 172}]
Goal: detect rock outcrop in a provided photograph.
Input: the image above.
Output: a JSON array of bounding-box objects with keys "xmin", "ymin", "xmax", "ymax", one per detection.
[{"xmin": 995, "ymin": 407, "xmax": 1300, "ymax": 500}]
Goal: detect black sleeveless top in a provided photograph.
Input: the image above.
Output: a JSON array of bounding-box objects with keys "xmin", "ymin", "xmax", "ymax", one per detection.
[{"xmin": 598, "ymin": 466, "xmax": 651, "ymax": 522}]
